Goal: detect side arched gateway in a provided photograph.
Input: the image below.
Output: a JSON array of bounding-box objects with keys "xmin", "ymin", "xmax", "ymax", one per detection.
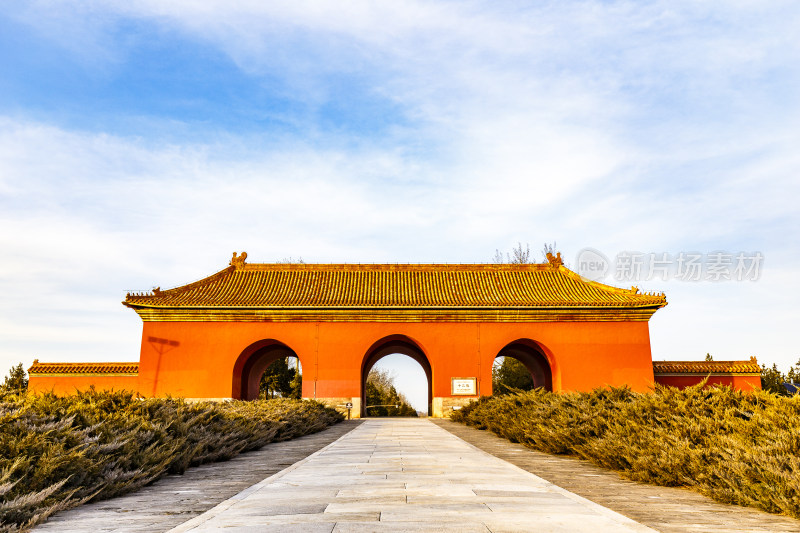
[
  {"xmin": 361, "ymin": 335, "xmax": 432, "ymax": 417},
  {"xmin": 494, "ymin": 339, "xmax": 553, "ymax": 393},
  {"xmin": 232, "ymin": 339, "xmax": 300, "ymax": 400}
]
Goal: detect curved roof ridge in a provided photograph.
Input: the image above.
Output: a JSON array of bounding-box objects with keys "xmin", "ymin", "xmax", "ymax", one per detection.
[
  {"xmin": 124, "ymin": 265, "xmax": 235, "ymax": 301},
  {"xmin": 238, "ymin": 262, "xmax": 554, "ymax": 272},
  {"xmin": 556, "ymin": 265, "xmax": 665, "ymax": 298},
  {"xmin": 123, "ymin": 258, "xmax": 668, "ymax": 310},
  {"xmin": 653, "ymin": 358, "xmax": 760, "ymax": 374},
  {"xmin": 29, "ymin": 361, "xmax": 139, "ymax": 375}
]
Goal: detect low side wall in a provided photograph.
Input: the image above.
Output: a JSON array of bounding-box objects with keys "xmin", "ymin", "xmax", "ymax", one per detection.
[
  {"xmin": 654, "ymin": 374, "xmax": 762, "ymax": 391},
  {"xmin": 28, "ymin": 374, "xmax": 140, "ymax": 395}
]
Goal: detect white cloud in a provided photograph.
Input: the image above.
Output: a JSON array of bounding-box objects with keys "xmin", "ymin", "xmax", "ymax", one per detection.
[{"xmin": 1, "ymin": 1, "xmax": 799, "ymax": 379}]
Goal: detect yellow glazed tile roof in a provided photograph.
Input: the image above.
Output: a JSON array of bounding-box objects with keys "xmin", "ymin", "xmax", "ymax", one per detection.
[
  {"xmin": 124, "ymin": 253, "xmax": 667, "ymax": 310},
  {"xmin": 28, "ymin": 361, "xmax": 139, "ymax": 375},
  {"xmin": 653, "ymin": 358, "xmax": 760, "ymax": 375}
]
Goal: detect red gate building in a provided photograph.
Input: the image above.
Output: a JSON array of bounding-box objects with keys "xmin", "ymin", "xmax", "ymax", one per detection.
[{"xmin": 28, "ymin": 252, "xmax": 760, "ymax": 415}]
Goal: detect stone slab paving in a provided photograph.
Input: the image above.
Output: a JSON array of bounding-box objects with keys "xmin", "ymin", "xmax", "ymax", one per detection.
[
  {"xmin": 434, "ymin": 419, "xmax": 800, "ymax": 533},
  {"xmin": 33, "ymin": 421, "xmax": 362, "ymax": 533},
  {"xmin": 168, "ymin": 418, "xmax": 657, "ymax": 532}
]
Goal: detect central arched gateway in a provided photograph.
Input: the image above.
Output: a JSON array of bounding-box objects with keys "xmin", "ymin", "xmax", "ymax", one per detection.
[{"xmin": 361, "ymin": 335, "xmax": 432, "ymax": 417}]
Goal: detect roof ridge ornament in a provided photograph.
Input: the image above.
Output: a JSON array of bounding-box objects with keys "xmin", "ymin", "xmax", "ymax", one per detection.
[
  {"xmin": 230, "ymin": 251, "xmax": 248, "ymax": 270},
  {"xmin": 545, "ymin": 251, "xmax": 563, "ymax": 268}
]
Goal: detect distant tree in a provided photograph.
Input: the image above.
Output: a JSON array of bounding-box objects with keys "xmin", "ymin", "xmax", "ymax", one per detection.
[
  {"xmin": 289, "ymin": 369, "xmax": 303, "ymax": 399},
  {"xmin": 259, "ymin": 357, "xmax": 301, "ymax": 399},
  {"xmin": 493, "ymin": 242, "xmax": 533, "ymax": 264},
  {"xmin": 2, "ymin": 363, "xmax": 28, "ymax": 392},
  {"xmin": 761, "ymin": 363, "xmax": 789, "ymax": 396},
  {"xmin": 365, "ymin": 378, "xmax": 391, "ymax": 416},
  {"xmin": 364, "ymin": 368, "xmax": 417, "ymax": 417},
  {"xmin": 492, "ymin": 357, "xmax": 534, "ymax": 395},
  {"xmin": 758, "ymin": 358, "xmax": 800, "ymax": 395},
  {"xmin": 510, "ymin": 243, "xmax": 531, "ymax": 264},
  {"xmin": 705, "ymin": 353, "xmax": 713, "ymax": 361},
  {"xmin": 787, "ymin": 364, "xmax": 800, "ymax": 386},
  {"xmin": 494, "ymin": 242, "xmax": 564, "ymax": 265}
]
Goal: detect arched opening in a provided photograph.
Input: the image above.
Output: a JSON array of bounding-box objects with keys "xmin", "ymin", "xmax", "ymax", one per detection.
[
  {"xmin": 493, "ymin": 340, "xmax": 552, "ymax": 394},
  {"xmin": 258, "ymin": 355, "xmax": 302, "ymax": 400},
  {"xmin": 361, "ymin": 335, "xmax": 432, "ymax": 417},
  {"xmin": 232, "ymin": 340, "xmax": 301, "ymax": 400}
]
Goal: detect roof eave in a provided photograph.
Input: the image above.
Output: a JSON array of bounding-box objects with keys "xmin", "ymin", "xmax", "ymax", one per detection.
[{"xmin": 123, "ymin": 303, "xmax": 666, "ymax": 311}]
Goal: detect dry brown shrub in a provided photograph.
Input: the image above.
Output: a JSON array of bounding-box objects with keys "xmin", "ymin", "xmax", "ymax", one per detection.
[
  {"xmin": 452, "ymin": 384, "xmax": 800, "ymax": 517},
  {"xmin": 0, "ymin": 389, "xmax": 342, "ymax": 532}
]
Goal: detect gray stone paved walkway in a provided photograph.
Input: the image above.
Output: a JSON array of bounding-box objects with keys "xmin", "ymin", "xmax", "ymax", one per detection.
[
  {"xmin": 34, "ymin": 421, "xmax": 361, "ymax": 533},
  {"xmin": 435, "ymin": 419, "xmax": 800, "ymax": 533},
  {"xmin": 168, "ymin": 419, "xmax": 657, "ymax": 532}
]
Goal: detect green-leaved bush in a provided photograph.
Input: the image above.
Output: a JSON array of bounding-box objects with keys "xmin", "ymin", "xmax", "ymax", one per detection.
[
  {"xmin": 452, "ymin": 385, "xmax": 800, "ymax": 518},
  {"xmin": 0, "ymin": 389, "xmax": 342, "ymax": 532}
]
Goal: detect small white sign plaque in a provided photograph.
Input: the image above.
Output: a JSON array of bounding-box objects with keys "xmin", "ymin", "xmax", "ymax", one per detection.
[{"xmin": 451, "ymin": 377, "xmax": 477, "ymax": 396}]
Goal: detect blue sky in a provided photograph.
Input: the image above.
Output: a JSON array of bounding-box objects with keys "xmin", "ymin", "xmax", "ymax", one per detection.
[{"xmin": 1, "ymin": 1, "xmax": 798, "ymax": 408}]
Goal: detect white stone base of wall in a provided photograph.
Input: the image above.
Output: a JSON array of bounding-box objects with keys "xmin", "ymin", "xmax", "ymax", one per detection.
[{"xmin": 432, "ymin": 396, "xmax": 477, "ymax": 418}]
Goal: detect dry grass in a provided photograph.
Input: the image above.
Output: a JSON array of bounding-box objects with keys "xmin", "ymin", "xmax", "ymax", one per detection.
[
  {"xmin": 452, "ymin": 385, "xmax": 800, "ymax": 518},
  {"xmin": 0, "ymin": 389, "xmax": 342, "ymax": 532}
]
